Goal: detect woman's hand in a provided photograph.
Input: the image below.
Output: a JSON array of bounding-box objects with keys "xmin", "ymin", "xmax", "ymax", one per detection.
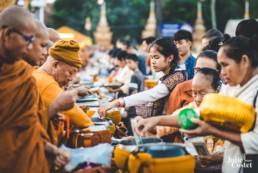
[
  {"xmin": 135, "ymin": 116, "xmax": 161, "ymax": 136},
  {"xmin": 98, "ymin": 101, "xmax": 118, "ymax": 118},
  {"xmin": 180, "ymin": 119, "xmax": 217, "ymax": 138}
]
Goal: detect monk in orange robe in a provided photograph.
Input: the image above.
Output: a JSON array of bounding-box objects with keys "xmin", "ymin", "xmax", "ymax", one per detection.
[
  {"xmin": 0, "ymin": 6, "xmax": 70, "ymax": 173},
  {"xmin": 0, "ymin": 60, "xmax": 50, "ymax": 173},
  {"xmin": 25, "ymin": 20, "xmax": 82, "ymax": 145},
  {"xmin": 33, "ymin": 39, "xmax": 93, "ymax": 145}
]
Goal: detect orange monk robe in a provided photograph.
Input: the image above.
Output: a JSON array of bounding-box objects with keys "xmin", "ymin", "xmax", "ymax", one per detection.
[
  {"xmin": 37, "ymin": 93, "xmax": 59, "ymax": 145},
  {"xmin": 33, "ymin": 70, "xmax": 93, "ymax": 130},
  {"xmin": 156, "ymin": 80, "xmax": 194, "ymax": 142},
  {"xmin": 0, "ymin": 60, "xmax": 49, "ymax": 173}
]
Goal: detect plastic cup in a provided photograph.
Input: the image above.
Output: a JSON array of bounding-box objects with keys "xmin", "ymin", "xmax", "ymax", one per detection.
[
  {"xmin": 86, "ymin": 108, "xmax": 98, "ymax": 118},
  {"xmin": 108, "ymin": 76, "xmax": 113, "ymax": 83},
  {"xmin": 106, "ymin": 108, "xmax": 122, "ymax": 125},
  {"xmin": 178, "ymin": 108, "xmax": 199, "ymax": 129}
]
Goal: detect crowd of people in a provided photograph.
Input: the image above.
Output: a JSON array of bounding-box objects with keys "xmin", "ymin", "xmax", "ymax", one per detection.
[{"xmin": 0, "ymin": 5, "xmax": 258, "ymax": 173}]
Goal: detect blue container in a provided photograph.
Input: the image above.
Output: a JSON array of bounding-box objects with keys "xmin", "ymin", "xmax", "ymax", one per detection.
[
  {"xmin": 120, "ymin": 137, "xmax": 163, "ymax": 145},
  {"xmin": 145, "ymin": 144, "xmax": 186, "ymax": 158}
]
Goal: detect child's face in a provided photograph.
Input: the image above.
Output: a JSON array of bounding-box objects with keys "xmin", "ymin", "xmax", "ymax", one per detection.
[
  {"xmin": 192, "ymin": 73, "xmax": 217, "ymax": 107},
  {"xmin": 149, "ymin": 47, "xmax": 172, "ymax": 73},
  {"xmin": 126, "ymin": 59, "xmax": 138, "ymax": 71}
]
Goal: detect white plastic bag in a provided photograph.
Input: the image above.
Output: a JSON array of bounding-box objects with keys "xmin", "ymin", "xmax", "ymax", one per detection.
[{"xmin": 61, "ymin": 143, "xmax": 113, "ymax": 171}]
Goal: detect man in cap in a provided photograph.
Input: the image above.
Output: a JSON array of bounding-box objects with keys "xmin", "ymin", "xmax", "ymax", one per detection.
[
  {"xmin": 33, "ymin": 39, "xmax": 93, "ymax": 145},
  {"xmin": 0, "ymin": 6, "xmax": 69, "ymax": 173},
  {"xmin": 24, "ymin": 20, "xmax": 86, "ymax": 145}
]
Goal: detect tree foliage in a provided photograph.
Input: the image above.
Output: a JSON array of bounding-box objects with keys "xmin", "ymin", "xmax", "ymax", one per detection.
[{"xmin": 48, "ymin": 0, "xmax": 258, "ymax": 44}]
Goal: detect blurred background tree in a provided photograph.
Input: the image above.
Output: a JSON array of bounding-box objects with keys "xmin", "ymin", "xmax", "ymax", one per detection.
[{"xmin": 47, "ymin": 0, "xmax": 258, "ymax": 44}]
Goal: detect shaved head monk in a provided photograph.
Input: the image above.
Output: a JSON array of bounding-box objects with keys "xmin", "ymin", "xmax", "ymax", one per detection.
[
  {"xmin": 24, "ymin": 20, "xmax": 49, "ymax": 66},
  {"xmin": 48, "ymin": 27, "xmax": 60, "ymax": 43},
  {"xmin": 33, "ymin": 39, "xmax": 93, "ymax": 145},
  {"xmin": 0, "ymin": 6, "xmax": 70, "ymax": 173},
  {"xmin": 40, "ymin": 28, "xmax": 61, "ymax": 66}
]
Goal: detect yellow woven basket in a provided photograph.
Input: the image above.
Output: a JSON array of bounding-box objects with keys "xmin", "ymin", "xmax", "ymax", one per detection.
[{"xmin": 200, "ymin": 93, "xmax": 256, "ymax": 133}]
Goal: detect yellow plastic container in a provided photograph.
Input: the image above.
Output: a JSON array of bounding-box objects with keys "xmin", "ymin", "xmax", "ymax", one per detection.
[
  {"xmin": 145, "ymin": 79, "xmax": 158, "ymax": 89},
  {"xmin": 200, "ymin": 93, "xmax": 256, "ymax": 133},
  {"xmin": 86, "ymin": 108, "xmax": 96, "ymax": 118},
  {"xmin": 105, "ymin": 109, "xmax": 122, "ymax": 125},
  {"xmin": 114, "ymin": 144, "xmax": 195, "ymax": 173},
  {"xmin": 128, "ymin": 153, "xmax": 195, "ymax": 173},
  {"xmin": 108, "ymin": 124, "xmax": 116, "ymax": 135},
  {"xmin": 114, "ymin": 145, "xmax": 132, "ymax": 170}
]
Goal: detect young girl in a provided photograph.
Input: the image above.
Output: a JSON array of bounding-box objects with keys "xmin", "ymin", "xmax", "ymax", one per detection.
[{"xmin": 98, "ymin": 37, "xmax": 187, "ymax": 117}]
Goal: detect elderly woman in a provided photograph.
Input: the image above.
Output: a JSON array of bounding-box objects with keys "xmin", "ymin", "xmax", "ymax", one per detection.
[{"xmin": 181, "ymin": 36, "xmax": 258, "ymax": 173}]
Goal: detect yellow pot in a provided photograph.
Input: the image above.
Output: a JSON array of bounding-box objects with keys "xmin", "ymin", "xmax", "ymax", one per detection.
[
  {"xmin": 200, "ymin": 93, "xmax": 256, "ymax": 133},
  {"xmin": 106, "ymin": 109, "xmax": 122, "ymax": 125},
  {"xmin": 114, "ymin": 145, "xmax": 132, "ymax": 170},
  {"xmin": 145, "ymin": 79, "xmax": 158, "ymax": 89},
  {"xmin": 114, "ymin": 144, "xmax": 195, "ymax": 173},
  {"xmin": 86, "ymin": 109, "xmax": 96, "ymax": 118},
  {"xmin": 128, "ymin": 153, "xmax": 195, "ymax": 173}
]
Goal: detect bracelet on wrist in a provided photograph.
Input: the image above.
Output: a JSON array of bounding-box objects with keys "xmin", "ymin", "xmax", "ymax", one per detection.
[{"xmin": 119, "ymin": 98, "xmax": 125, "ymax": 107}]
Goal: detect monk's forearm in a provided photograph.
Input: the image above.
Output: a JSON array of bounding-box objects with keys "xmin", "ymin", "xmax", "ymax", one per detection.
[
  {"xmin": 45, "ymin": 142, "xmax": 58, "ymax": 154},
  {"xmin": 48, "ymin": 103, "xmax": 59, "ymax": 118},
  {"xmin": 65, "ymin": 105, "xmax": 93, "ymax": 127},
  {"xmin": 157, "ymin": 115, "xmax": 181, "ymax": 128}
]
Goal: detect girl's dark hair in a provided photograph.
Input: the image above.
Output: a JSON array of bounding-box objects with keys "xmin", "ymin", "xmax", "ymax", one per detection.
[
  {"xmin": 235, "ymin": 19, "xmax": 258, "ymax": 38},
  {"xmin": 126, "ymin": 53, "xmax": 138, "ymax": 62},
  {"xmin": 222, "ymin": 36, "xmax": 258, "ymax": 68},
  {"xmin": 197, "ymin": 50, "xmax": 221, "ymax": 72},
  {"xmin": 150, "ymin": 37, "xmax": 179, "ymax": 73},
  {"xmin": 109, "ymin": 48, "xmax": 120, "ymax": 58},
  {"xmin": 142, "ymin": 37, "xmax": 156, "ymax": 45},
  {"xmin": 195, "ymin": 67, "xmax": 221, "ymax": 90},
  {"xmin": 113, "ymin": 48, "xmax": 122, "ymax": 58},
  {"xmin": 202, "ymin": 34, "xmax": 230, "ymax": 52},
  {"xmin": 202, "ymin": 29, "xmax": 224, "ymax": 40},
  {"xmin": 116, "ymin": 50, "xmax": 128, "ymax": 61},
  {"xmin": 202, "ymin": 31, "xmax": 230, "ymax": 52}
]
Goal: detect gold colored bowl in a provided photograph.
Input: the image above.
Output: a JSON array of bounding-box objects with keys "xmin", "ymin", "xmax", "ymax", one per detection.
[
  {"xmin": 200, "ymin": 93, "xmax": 256, "ymax": 133},
  {"xmin": 145, "ymin": 79, "xmax": 158, "ymax": 89}
]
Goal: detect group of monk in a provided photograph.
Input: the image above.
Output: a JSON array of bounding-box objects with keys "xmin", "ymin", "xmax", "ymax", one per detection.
[{"xmin": 0, "ymin": 6, "xmax": 94, "ymax": 173}]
